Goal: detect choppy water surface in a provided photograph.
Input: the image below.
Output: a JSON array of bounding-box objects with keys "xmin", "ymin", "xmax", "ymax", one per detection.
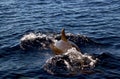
[{"xmin": 0, "ymin": 0, "xmax": 120, "ymax": 79}]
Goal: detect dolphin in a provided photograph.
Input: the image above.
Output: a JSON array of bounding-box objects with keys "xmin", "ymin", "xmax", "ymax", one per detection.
[{"xmin": 50, "ymin": 29, "xmax": 80, "ymax": 55}]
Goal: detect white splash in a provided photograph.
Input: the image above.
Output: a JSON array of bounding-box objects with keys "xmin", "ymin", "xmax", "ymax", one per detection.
[
  {"xmin": 44, "ymin": 47, "xmax": 98, "ymax": 75},
  {"xmin": 64, "ymin": 48, "xmax": 98, "ymax": 69},
  {"xmin": 20, "ymin": 33, "xmax": 53, "ymax": 50},
  {"xmin": 20, "ymin": 33, "xmax": 37, "ymax": 41},
  {"xmin": 20, "ymin": 33, "xmax": 52, "ymax": 41}
]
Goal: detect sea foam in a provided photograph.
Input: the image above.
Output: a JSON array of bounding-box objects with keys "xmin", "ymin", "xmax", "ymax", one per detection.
[{"xmin": 44, "ymin": 47, "xmax": 98, "ymax": 75}]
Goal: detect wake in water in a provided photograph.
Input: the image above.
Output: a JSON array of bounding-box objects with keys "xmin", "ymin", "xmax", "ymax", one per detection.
[
  {"xmin": 44, "ymin": 48, "xmax": 98, "ymax": 75},
  {"xmin": 20, "ymin": 33, "xmax": 53, "ymax": 50},
  {"xmin": 20, "ymin": 32, "xmax": 98, "ymax": 51},
  {"xmin": 20, "ymin": 30, "xmax": 98, "ymax": 76}
]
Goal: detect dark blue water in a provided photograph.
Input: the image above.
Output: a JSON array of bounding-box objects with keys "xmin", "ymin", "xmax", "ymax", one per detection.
[{"xmin": 0, "ymin": 0, "xmax": 120, "ymax": 79}]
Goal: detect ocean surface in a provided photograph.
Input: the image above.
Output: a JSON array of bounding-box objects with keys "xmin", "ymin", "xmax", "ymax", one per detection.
[{"xmin": 0, "ymin": 0, "xmax": 120, "ymax": 79}]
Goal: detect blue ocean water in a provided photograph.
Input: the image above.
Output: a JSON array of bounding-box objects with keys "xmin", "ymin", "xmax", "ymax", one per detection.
[{"xmin": 0, "ymin": 0, "xmax": 120, "ymax": 79}]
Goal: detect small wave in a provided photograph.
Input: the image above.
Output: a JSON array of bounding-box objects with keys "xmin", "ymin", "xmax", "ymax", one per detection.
[
  {"xmin": 20, "ymin": 32, "xmax": 101, "ymax": 51},
  {"xmin": 0, "ymin": 32, "xmax": 119, "ymax": 78},
  {"xmin": 44, "ymin": 48, "xmax": 98, "ymax": 76},
  {"xmin": 20, "ymin": 32, "xmax": 119, "ymax": 76},
  {"xmin": 19, "ymin": 32, "xmax": 100, "ymax": 76},
  {"xmin": 20, "ymin": 33, "xmax": 53, "ymax": 50}
]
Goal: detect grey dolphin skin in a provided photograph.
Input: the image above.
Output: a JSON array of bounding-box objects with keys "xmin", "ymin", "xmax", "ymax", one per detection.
[{"xmin": 50, "ymin": 28, "xmax": 80, "ymax": 55}]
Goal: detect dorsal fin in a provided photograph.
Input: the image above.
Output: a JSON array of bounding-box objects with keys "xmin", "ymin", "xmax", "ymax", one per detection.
[{"xmin": 61, "ymin": 28, "xmax": 67, "ymax": 42}]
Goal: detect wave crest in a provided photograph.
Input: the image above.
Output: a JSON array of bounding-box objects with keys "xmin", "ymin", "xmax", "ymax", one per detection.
[
  {"xmin": 44, "ymin": 48, "xmax": 98, "ymax": 75},
  {"xmin": 20, "ymin": 32, "xmax": 99, "ymax": 50},
  {"xmin": 20, "ymin": 33, "xmax": 52, "ymax": 50}
]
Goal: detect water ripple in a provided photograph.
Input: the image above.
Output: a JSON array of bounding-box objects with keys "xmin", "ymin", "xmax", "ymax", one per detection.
[{"xmin": 0, "ymin": 0, "xmax": 120, "ymax": 78}]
